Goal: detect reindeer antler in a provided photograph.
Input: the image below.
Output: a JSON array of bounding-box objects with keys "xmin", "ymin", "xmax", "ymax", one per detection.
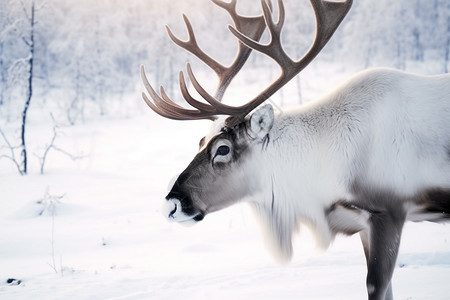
[
  {"xmin": 141, "ymin": 0, "xmax": 352, "ymax": 125},
  {"xmin": 141, "ymin": 0, "xmax": 270, "ymax": 121}
]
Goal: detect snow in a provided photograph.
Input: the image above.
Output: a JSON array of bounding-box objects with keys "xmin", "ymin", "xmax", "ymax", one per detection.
[{"xmin": 1, "ymin": 66, "xmax": 450, "ymax": 299}]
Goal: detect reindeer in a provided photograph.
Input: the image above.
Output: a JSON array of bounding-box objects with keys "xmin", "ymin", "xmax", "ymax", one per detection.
[{"xmin": 140, "ymin": 0, "xmax": 450, "ymax": 299}]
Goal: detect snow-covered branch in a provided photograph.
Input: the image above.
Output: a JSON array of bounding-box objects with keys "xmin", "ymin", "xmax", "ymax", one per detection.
[
  {"xmin": 0, "ymin": 128, "xmax": 24, "ymax": 175},
  {"xmin": 36, "ymin": 115, "xmax": 85, "ymax": 175}
]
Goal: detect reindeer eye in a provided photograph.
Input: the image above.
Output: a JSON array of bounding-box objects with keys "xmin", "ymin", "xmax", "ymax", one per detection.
[{"xmin": 216, "ymin": 145, "xmax": 230, "ymax": 156}]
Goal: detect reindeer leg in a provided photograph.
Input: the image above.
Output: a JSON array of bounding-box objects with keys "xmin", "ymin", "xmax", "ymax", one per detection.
[
  {"xmin": 360, "ymin": 229, "xmax": 393, "ymax": 300},
  {"xmin": 361, "ymin": 206, "xmax": 406, "ymax": 300}
]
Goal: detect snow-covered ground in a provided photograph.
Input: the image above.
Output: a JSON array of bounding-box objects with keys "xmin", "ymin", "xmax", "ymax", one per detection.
[{"xmin": 1, "ymin": 65, "xmax": 450, "ymax": 299}]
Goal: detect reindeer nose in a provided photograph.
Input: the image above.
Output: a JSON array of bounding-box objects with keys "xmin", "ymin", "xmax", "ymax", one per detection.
[
  {"xmin": 162, "ymin": 197, "xmax": 204, "ymax": 225},
  {"xmin": 164, "ymin": 198, "xmax": 193, "ymax": 222},
  {"xmin": 163, "ymin": 198, "xmax": 182, "ymax": 220}
]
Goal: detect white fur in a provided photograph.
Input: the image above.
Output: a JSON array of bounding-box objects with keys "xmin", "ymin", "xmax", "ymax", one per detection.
[{"xmin": 199, "ymin": 68, "xmax": 450, "ymax": 261}]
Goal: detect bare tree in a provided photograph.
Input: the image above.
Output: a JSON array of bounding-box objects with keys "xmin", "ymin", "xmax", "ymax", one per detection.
[
  {"xmin": 443, "ymin": 8, "xmax": 450, "ymax": 73},
  {"xmin": 0, "ymin": 0, "xmax": 38, "ymax": 175},
  {"xmin": 0, "ymin": 41, "xmax": 5, "ymax": 106},
  {"xmin": 445, "ymin": 24, "xmax": 450, "ymax": 73}
]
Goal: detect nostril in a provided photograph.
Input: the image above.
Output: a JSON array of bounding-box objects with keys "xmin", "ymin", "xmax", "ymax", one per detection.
[{"xmin": 169, "ymin": 203, "xmax": 177, "ymax": 218}]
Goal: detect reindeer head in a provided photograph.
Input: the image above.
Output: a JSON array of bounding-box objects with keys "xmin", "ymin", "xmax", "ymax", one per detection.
[
  {"xmin": 141, "ymin": 0, "xmax": 352, "ymax": 224},
  {"xmin": 164, "ymin": 105, "xmax": 275, "ymax": 225}
]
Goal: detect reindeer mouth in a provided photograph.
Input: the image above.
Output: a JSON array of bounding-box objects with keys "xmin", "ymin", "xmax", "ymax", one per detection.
[{"xmin": 163, "ymin": 198, "xmax": 204, "ymax": 226}]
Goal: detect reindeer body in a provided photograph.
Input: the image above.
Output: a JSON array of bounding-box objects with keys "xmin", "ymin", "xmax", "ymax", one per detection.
[{"xmin": 201, "ymin": 68, "xmax": 450, "ymax": 262}]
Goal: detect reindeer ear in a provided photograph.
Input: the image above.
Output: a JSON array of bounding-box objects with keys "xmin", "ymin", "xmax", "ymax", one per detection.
[{"xmin": 249, "ymin": 104, "xmax": 274, "ymax": 140}]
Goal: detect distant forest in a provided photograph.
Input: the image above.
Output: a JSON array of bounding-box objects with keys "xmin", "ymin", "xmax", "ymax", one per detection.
[{"xmin": 1, "ymin": 0, "xmax": 449, "ymax": 124}]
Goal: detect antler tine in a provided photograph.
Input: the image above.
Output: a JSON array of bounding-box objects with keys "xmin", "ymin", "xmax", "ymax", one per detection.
[
  {"xmin": 262, "ymin": 0, "xmax": 284, "ymax": 35},
  {"xmin": 140, "ymin": 65, "xmax": 217, "ymax": 121},
  {"xmin": 229, "ymin": 0, "xmax": 293, "ymax": 71},
  {"xmin": 178, "ymin": 71, "xmax": 217, "ymax": 113},
  {"xmin": 140, "ymin": 66, "xmax": 181, "ymax": 112},
  {"xmin": 211, "ymin": 0, "xmax": 237, "ymax": 8},
  {"xmin": 311, "ymin": 0, "xmax": 354, "ymax": 51},
  {"xmin": 185, "ymin": 63, "xmax": 244, "ymax": 115},
  {"xmin": 166, "ymin": 15, "xmax": 227, "ymax": 79},
  {"xmin": 212, "ymin": 0, "xmax": 270, "ymax": 100}
]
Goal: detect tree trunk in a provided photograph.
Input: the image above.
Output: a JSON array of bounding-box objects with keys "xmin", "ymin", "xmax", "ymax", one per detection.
[
  {"xmin": 20, "ymin": 1, "xmax": 35, "ymax": 175},
  {"xmin": 0, "ymin": 42, "xmax": 3, "ymax": 106},
  {"xmin": 445, "ymin": 16, "xmax": 450, "ymax": 73}
]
